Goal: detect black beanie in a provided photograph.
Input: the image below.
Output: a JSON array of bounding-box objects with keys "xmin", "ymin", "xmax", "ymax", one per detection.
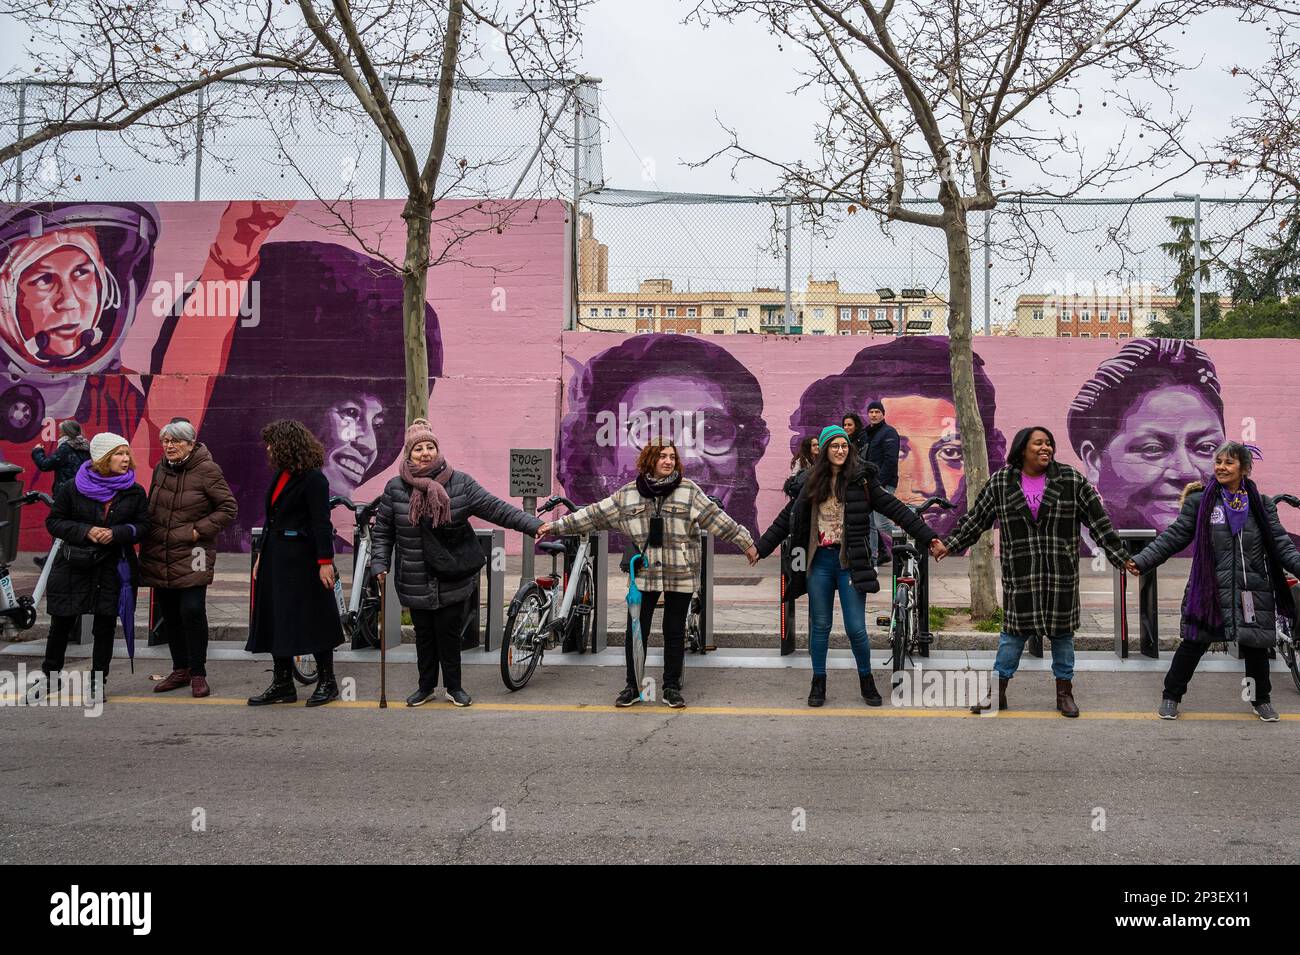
[{"xmin": 867, "ymin": 400, "xmax": 886, "ymax": 414}]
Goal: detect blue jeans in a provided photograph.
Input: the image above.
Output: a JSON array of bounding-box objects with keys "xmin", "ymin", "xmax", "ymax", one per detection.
[
  {"xmin": 807, "ymin": 547, "xmax": 871, "ymax": 676},
  {"xmin": 994, "ymin": 632, "xmax": 1075, "ymax": 681}
]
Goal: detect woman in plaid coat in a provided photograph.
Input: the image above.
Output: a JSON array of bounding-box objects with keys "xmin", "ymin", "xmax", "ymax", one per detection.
[
  {"xmin": 935, "ymin": 426, "xmax": 1130, "ymax": 717},
  {"xmin": 540, "ymin": 439, "xmax": 758, "ymax": 709}
]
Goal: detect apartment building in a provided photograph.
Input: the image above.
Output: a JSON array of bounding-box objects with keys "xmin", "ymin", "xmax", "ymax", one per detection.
[{"xmin": 1012, "ymin": 290, "xmax": 1230, "ymax": 339}]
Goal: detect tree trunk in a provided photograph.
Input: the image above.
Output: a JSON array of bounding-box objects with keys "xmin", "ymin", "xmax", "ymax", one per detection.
[
  {"xmin": 401, "ymin": 194, "xmax": 433, "ymax": 424},
  {"xmin": 943, "ymin": 210, "xmax": 998, "ymax": 620}
]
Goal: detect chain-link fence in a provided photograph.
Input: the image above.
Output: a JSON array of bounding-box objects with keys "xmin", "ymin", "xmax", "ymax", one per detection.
[
  {"xmin": 1, "ymin": 76, "xmax": 603, "ymax": 203},
  {"xmin": 574, "ymin": 190, "xmax": 1281, "ymax": 338}
]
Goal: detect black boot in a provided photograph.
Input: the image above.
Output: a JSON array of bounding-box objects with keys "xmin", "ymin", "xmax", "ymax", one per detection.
[
  {"xmin": 248, "ymin": 660, "xmax": 297, "ymax": 706},
  {"xmin": 306, "ymin": 660, "xmax": 340, "ymax": 707},
  {"xmin": 859, "ymin": 672, "xmax": 883, "ymax": 707},
  {"xmin": 808, "ymin": 674, "xmax": 827, "ymax": 707}
]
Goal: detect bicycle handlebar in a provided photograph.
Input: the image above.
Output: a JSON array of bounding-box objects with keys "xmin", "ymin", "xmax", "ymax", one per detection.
[
  {"xmin": 915, "ymin": 496, "xmax": 953, "ymax": 514},
  {"xmin": 328, "ymin": 495, "xmax": 357, "ymax": 512},
  {"xmin": 12, "ymin": 491, "xmax": 55, "ymax": 509},
  {"xmin": 1274, "ymin": 493, "xmax": 1300, "ymax": 509},
  {"xmin": 538, "ymin": 495, "xmax": 577, "ymax": 515}
]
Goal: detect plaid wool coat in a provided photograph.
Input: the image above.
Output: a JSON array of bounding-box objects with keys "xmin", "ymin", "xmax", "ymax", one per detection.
[
  {"xmin": 549, "ymin": 478, "xmax": 755, "ymax": 594},
  {"xmin": 943, "ymin": 462, "xmax": 1130, "ymax": 637}
]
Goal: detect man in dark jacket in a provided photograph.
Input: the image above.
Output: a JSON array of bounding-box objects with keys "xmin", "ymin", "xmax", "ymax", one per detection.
[{"xmin": 862, "ymin": 401, "xmax": 901, "ymax": 564}]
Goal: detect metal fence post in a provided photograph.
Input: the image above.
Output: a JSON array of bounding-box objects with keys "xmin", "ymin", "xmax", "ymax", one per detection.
[
  {"xmin": 1192, "ymin": 194, "xmax": 1202, "ymax": 338},
  {"xmin": 193, "ymin": 86, "xmax": 205, "ymax": 201},
  {"xmin": 983, "ymin": 210, "xmax": 991, "ymax": 336},
  {"xmin": 591, "ymin": 530, "xmax": 609, "ymax": 652},
  {"xmin": 783, "ymin": 203, "xmax": 793, "ymax": 331},
  {"xmin": 14, "ymin": 79, "xmax": 27, "ymax": 202}
]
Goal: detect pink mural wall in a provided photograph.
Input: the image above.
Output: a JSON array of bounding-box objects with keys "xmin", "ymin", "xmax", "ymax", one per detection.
[{"xmin": 4, "ymin": 196, "xmax": 1296, "ymax": 557}]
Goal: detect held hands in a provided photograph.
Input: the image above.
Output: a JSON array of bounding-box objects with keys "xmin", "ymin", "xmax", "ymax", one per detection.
[
  {"xmin": 536, "ymin": 522, "xmax": 553, "ymax": 538},
  {"xmin": 86, "ymin": 527, "xmax": 113, "ymax": 545},
  {"xmin": 1125, "ymin": 559, "xmax": 1141, "ymax": 577},
  {"xmin": 320, "ymin": 564, "xmax": 336, "ymax": 590},
  {"xmin": 929, "ymin": 539, "xmax": 949, "ymax": 561},
  {"xmin": 745, "ymin": 545, "xmax": 760, "ymax": 566}
]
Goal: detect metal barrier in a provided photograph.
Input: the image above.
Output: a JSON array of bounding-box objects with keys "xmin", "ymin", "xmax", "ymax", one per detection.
[
  {"xmin": 779, "ymin": 539, "xmax": 796, "ymax": 655},
  {"xmin": 620, "ymin": 530, "xmax": 713, "ymax": 652},
  {"xmin": 462, "ymin": 529, "xmax": 505, "ymax": 652},
  {"xmin": 1114, "ymin": 529, "xmax": 1159, "ymax": 658}
]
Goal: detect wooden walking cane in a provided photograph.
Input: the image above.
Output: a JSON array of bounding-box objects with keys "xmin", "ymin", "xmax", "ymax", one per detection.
[{"xmin": 378, "ymin": 576, "xmax": 388, "ymax": 709}]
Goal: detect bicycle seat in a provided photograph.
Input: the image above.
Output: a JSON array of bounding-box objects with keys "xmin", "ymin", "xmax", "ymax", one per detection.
[{"xmin": 537, "ymin": 541, "xmax": 567, "ymax": 555}]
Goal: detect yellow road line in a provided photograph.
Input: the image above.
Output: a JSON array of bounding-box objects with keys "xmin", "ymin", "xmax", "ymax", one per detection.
[{"xmin": 78, "ymin": 695, "xmax": 1300, "ymax": 722}]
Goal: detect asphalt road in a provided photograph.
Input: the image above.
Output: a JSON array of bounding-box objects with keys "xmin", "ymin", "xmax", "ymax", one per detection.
[{"xmin": 1, "ymin": 659, "xmax": 1296, "ymax": 864}]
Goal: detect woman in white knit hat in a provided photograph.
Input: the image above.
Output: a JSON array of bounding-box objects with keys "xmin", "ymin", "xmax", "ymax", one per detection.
[{"xmin": 33, "ymin": 431, "xmax": 149, "ymax": 703}]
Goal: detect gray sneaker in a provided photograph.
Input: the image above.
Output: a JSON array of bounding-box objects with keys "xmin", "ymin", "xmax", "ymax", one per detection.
[
  {"xmin": 1157, "ymin": 698, "xmax": 1179, "ymax": 720},
  {"xmin": 1252, "ymin": 701, "xmax": 1280, "ymax": 722}
]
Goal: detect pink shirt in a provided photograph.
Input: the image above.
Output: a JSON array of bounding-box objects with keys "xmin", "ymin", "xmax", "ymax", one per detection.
[{"xmin": 1021, "ymin": 471, "xmax": 1047, "ymax": 520}]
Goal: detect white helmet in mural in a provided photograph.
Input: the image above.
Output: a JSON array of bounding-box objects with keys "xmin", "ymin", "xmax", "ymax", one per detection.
[{"xmin": 0, "ymin": 202, "xmax": 158, "ymax": 377}]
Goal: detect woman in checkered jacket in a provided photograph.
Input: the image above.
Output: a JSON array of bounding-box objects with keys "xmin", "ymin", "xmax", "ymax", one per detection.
[{"xmin": 540, "ymin": 439, "xmax": 759, "ymax": 709}]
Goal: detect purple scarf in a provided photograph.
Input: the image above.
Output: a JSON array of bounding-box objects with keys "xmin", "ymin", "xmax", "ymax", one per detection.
[
  {"xmin": 1183, "ymin": 477, "xmax": 1295, "ymax": 640},
  {"xmin": 74, "ymin": 460, "xmax": 137, "ymax": 502}
]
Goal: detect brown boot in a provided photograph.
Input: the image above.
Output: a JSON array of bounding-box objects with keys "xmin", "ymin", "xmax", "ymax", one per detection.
[
  {"xmin": 153, "ymin": 668, "xmax": 191, "ymax": 693},
  {"xmin": 970, "ymin": 676, "xmax": 1010, "ymax": 713},
  {"xmin": 1056, "ymin": 678, "xmax": 1079, "ymax": 718}
]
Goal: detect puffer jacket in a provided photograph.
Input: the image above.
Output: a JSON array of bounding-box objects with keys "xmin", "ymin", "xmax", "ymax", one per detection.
[
  {"xmin": 369, "ymin": 469, "xmax": 542, "ymax": 610},
  {"xmin": 1132, "ymin": 483, "xmax": 1300, "ymax": 647},
  {"xmin": 31, "ymin": 438, "xmax": 92, "ymax": 493},
  {"xmin": 140, "ymin": 443, "xmax": 238, "ymax": 588},
  {"xmin": 45, "ymin": 480, "xmax": 150, "ymax": 617},
  {"xmin": 756, "ymin": 464, "xmax": 936, "ymax": 599}
]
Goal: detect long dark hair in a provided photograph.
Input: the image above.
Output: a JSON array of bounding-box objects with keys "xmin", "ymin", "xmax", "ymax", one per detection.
[
  {"xmin": 1007, "ymin": 425, "xmax": 1057, "ymax": 471},
  {"xmin": 805, "ymin": 438, "xmax": 862, "ymax": 506},
  {"xmin": 790, "ymin": 435, "xmax": 818, "ymax": 472}
]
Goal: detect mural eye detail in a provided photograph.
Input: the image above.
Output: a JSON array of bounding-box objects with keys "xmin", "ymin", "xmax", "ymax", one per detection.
[{"xmin": 935, "ymin": 443, "xmax": 963, "ymax": 465}]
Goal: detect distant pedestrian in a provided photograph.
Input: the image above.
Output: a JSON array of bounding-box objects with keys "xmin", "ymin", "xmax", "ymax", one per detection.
[
  {"xmin": 31, "ymin": 420, "xmax": 92, "ymax": 494},
  {"xmin": 861, "ymin": 400, "xmax": 901, "ymax": 565},
  {"xmin": 140, "ymin": 420, "xmax": 238, "ymax": 699}
]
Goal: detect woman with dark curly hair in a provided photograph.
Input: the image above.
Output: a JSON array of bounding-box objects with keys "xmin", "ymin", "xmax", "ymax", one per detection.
[{"xmin": 246, "ymin": 419, "xmax": 345, "ymax": 708}]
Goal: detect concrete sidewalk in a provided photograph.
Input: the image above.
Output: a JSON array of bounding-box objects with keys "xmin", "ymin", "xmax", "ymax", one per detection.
[{"xmin": 1, "ymin": 549, "xmax": 1193, "ymax": 650}]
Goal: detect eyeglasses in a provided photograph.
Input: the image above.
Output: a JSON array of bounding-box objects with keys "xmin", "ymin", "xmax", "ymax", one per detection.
[{"xmin": 160, "ymin": 438, "xmax": 192, "ymax": 446}]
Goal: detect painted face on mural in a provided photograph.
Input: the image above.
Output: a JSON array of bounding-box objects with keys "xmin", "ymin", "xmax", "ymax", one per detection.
[
  {"xmin": 885, "ymin": 396, "xmax": 965, "ymax": 506},
  {"xmin": 320, "ymin": 394, "xmax": 385, "ymax": 493},
  {"xmin": 612, "ymin": 376, "xmax": 739, "ymax": 506},
  {"xmin": 1080, "ymin": 385, "xmax": 1223, "ymax": 531},
  {"xmin": 16, "ymin": 247, "xmax": 102, "ymax": 358}
]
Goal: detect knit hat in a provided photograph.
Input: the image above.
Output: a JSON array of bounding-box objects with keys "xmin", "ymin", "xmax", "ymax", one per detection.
[
  {"xmin": 867, "ymin": 399, "xmax": 886, "ymax": 414},
  {"xmin": 403, "ymin": 418, "xmax": 438, "ymax": 459},
  {"xmin": 89, "ymin": 431, "xmax": 129, "ymax": 463},
  {"xmin": 818, "ymin": 425, "xmax": 849, "ymax": 447}
]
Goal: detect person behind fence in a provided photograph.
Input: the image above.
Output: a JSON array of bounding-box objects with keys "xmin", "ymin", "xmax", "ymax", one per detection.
[
  {"xmin": 860, "ymin": 400, "xmax": 902, "ymax": 566},
  {"xmin": 246, "ymin": 420, "xmax": 345, "ymax": 708},
  {"xmin": 538, "ymin": 437, "xmax": 759, "ymax": 709},
  {"xmin": 755, "ymin": 424, "xmax": 940, "ymax": 708},
  {"xmin": 140, "ymin": 419, "xmax": 238, "ymax": 699},
  {"xmin": 932, "ymin": 426, "xmax": 1130, "ymax": 717},
  {"xmin": 30, "ymin": 432, "xmax": 149, "ymax": 704},
  {"xmin": 1126, "ymin": 442, "xmax": 1300, "ymax": 722},
  {"xmin": 369, "ymin": 418, "xmax": 543, "ymax": 708},
  {"xmin": 30, "ymin": 420, "xmax": 93, "ymax": 568}
]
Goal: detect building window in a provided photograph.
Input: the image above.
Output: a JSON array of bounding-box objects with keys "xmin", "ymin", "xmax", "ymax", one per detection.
[
  {"xmin": 1060, "ymin": 332, "xmax": 1072, "ymax": 337},
  {"xmin": 1080, "ymin": 310, "xmax": 1090, "ymax": 322},
  {"xmin": 588, "ymin": 308, "xmax": 597, "ymax": 317},
  {"xmin": 1032, "ymin": 308, "xmax": 1044, "ymax": 321},
  {"xmin": 1062, "ymin": 310, "xmax": 1072, "ymax": 321},
  {"xmin": 664, "ymin": 328, "xmax": 677, "ymax": 334},
  {"xmin": 922, "ymin": 309, "xmax": 933, "ymax": 319},
  {"xmin": 713, "ymin": 308, "xmax": 724, "ymax": 318},
  {"xmin": 666, "ymin": 307, "xmax": 677, "ymax": 317},
  {"xmin": 1118, "ymin": 309, "xmax": 1129, "ymax": 321},
  {"xmin": 1099, "ymin": 310, "xmax": 1109, "ymax": 322},
  {"xmin": 838, "ymin": 330, "xmax": 851, "ymax": 336},
  {"xmin": 603, "ymin": 308, "xmax": 613, "ymax": 318},
  {"xmin": 812, "ymin": 308, "xmax": 824, "ymax": 320},
  {"xmin": 839, "ymin": 307, "xmax": 851, "ymax": 322},
  {"xmin": 858, "ymin": 328, "xmax": 870, "ymax": 335},
  {"xmin": 812, "ymin": 329, "xmax": 825, "ymax": 335},
  {"xmin": 1080, "ymin": 332, "xmax": 1091, "ymax": 338},
  {"xmin": 617, "ymin": 307, "xmax": 627, "ymax": 317},
  {"xmin": 875, "ymin": 308, "xmax": 886, "ymax": 321},
  {"xmin": 637, "ymin": 306, "xmax": 653, "ymax": 318},
  {"xmin": 737, "ymin": 308, "xmax": 748, "ymax": 318},
  {"xmin": 687, "ymin": 307, "xmax": 697, "ymax": 318},
  {"xmin": 1119, "ymin": 333, "xmax": 1129, "ymax": 338},
  {"xmin": 1147, "ymin": 311, "xmax": 1157, "ymax": 323},
  {"xmin": 1100, "ymin": 332, "xmax": 1110, "ymax": 338}
]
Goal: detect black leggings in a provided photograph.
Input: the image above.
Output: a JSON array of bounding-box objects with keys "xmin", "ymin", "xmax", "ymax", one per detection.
[
  {"xmin": 43, "ymin": 614, "xmax": 116, "ymax": 679},
  {"xmin": 156, "ymin": 585, "xmax": 210, "ymax": 677},
  {"xmin": 625, "ymin": 590, "xmax": 691, "ymax": 690},
  {"xmin": 410, "ymin": 603, "xmax": 467, "ymax": 692},
  {"xmin": 1163, "ymin": 639, "xmax": 1272, "ymax": 704}
]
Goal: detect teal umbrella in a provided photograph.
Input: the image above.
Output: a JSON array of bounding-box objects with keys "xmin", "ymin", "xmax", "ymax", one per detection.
[{"xmin": 626, "ymin": 554, "xmax": 646, "ymax": 699}]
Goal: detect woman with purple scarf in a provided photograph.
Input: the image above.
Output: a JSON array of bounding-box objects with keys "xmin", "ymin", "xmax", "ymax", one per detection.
[
  {"xmin": 369, "ymin": 419, "xmax": 542, "ymax": 707},
  {"xmin": 1128, "ymin": 441, "xmax": 1300, "ymax": 721},
  {"xmin": 33, "ymin": 431, "xmax": 149, "ymax": 704}
]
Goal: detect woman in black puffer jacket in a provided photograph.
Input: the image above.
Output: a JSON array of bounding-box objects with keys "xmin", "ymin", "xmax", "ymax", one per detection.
[
  {"xmin": 1129, "ymin": 441, "xmax": 1300, "ymax": 722},
  {"xmin": 756, "ymin": 424, "xmax": 938, "ymax": 708},
  {"xmin": 369, "ymin": 419, "xmax": 542, "ymax": 708}
]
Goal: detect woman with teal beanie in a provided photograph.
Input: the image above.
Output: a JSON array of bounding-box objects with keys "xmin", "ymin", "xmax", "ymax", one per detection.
[{"xmin": 755, "ymin": 425, "xmax": 941, "ymax": 706}]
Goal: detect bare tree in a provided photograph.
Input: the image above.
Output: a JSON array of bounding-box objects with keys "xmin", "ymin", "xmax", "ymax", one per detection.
[{"xmin": 689, "ymin": 0, "xmax": 1212, "ymax": 619}]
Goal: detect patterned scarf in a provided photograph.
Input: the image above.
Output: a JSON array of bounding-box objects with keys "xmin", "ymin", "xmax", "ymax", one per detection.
[
  {"xmin": 402, "ymin": 455, "xmax": 452, "ymax": 527},
  {"xmin": 636, "ymin": 470, "xmax": 682, "ymax": 499}
]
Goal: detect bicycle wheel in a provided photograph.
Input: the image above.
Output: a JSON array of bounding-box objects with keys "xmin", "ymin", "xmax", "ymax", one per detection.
[
  {"xmin": 1280, "ymin": 635, "xmax": 1300, "ymax": 694},
  {"xmin": 562, "ymin": 567, "xmax": 595, "ymax": 654},
  {"xmin": 353, "ymin": 586, "xmax": 382, "ymax": 650},
  {"xmin": 292, "ymin": 655, "xmax": 319, "ymax": 685},
  {"xmin": 501, "ymin": 584, "xmax": 547, "ymax": 691},
  {"xmin": 890, "ymin": 583, "xmax": 911, "ymax": 678}
]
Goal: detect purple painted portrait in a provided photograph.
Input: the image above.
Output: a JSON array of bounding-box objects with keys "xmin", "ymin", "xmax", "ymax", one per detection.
[
  {"xmin": 204, "ymin": 241, "xmax": 444, "ymax": 550},
  {"xmin": 1067, "ymin": 338, "xmax": 1224, "ymax": 534},
  {"xmin": 791, "ymin": 336, "xmax": 1006, "ymax": 537},
  {"xmin": 557, "ymin": 334, "xmax": 771, "ymax": 548}
]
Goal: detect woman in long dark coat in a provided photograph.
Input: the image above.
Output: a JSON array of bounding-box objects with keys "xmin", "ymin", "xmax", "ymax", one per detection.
[
  {"xmin": 247, "ymin": 420, "xmax": 345, "ymax": 707},
  {"xmin": 36, "ymin": 431, "xmax": 150, "ymax": 704}
]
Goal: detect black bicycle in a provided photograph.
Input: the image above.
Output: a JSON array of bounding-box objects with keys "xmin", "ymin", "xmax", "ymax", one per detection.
[
  {"xmin": 879, "ymin": 496, "xmax": 952, "ymax": 684},
  {"xmin": 1272, "ymin": 493, "xmax": 1300, "ymax": 694}
]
